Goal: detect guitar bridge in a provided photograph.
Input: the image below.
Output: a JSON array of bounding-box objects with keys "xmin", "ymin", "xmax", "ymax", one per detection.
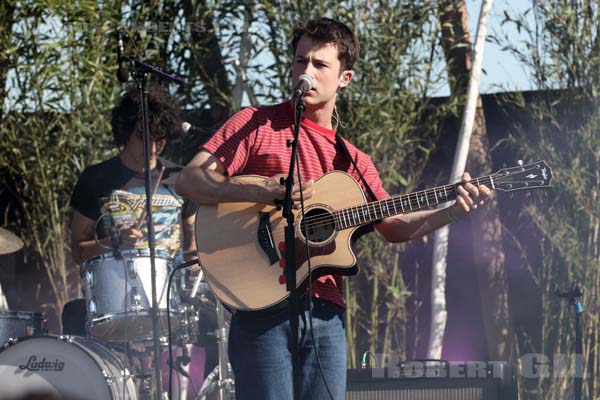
[{"xmin": 257, "ymin": 211, "xmax": 279, "ymax": 265}]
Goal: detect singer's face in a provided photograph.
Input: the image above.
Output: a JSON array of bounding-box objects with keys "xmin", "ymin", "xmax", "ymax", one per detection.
[{"xmin": 292, "ymin": 35, "xmax": 352, "ymax": 110}]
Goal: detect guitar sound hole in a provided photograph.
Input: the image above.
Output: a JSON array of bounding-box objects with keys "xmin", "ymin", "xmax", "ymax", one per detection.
[{"xmin": 299, "ymin": 207, "xmax": 336, "ymax": 244}]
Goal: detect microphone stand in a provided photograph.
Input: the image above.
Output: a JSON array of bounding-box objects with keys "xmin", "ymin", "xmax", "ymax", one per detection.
[
  {"xmin": 122, "ymin": 51, "xmax": 185, "ymax": 400},
  {"xmin": 555, "ymin": 282, "xmax": 583, "ymax": 400},
  {"xmin": 281, "ymin": 95, "xmax": 305, "ymax": 400}
]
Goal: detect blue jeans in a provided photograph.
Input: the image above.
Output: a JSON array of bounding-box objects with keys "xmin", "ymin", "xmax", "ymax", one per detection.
[{"xmin": 228, "ymin": 297, "xmax": 347, "ymax": 400}]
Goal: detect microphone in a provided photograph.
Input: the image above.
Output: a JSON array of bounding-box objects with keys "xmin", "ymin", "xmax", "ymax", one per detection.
[
  {"xmin": 182, "ymin": 122, "xmax": 215, "ymax": 145},
  {"xmin": 116, "ymin": 30, "xmax": 129, "ymax": 83},
  {"xmin": 293, "ymin": 74, "xmax": 313, "ymax": 99},
  {"xmin": 181, "ymin": 122, "xmax": 196, "ymax": 134}
]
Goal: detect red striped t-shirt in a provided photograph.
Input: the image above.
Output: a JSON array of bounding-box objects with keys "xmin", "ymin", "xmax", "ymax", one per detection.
[{"xmin": 202, "ymin": 101, "xmax": 389, "ymax": 309}]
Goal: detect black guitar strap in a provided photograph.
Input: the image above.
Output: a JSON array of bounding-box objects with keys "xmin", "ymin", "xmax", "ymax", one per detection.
[
  {"xmin": 335, "ymin": 133, "xmax": 379, "ymax": 203},
  {"xmin": 335, "ymin": 133, "xmax": 382, "ymax": 230}
]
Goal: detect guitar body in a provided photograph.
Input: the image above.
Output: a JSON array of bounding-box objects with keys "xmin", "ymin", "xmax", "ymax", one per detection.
[
  {"xmin": 194, "ymin": 160, "xmax": 553, "ymax": 311},
  {"xmin": 195, "ymin": 171, "xmax": 366, "ymax": 311}
]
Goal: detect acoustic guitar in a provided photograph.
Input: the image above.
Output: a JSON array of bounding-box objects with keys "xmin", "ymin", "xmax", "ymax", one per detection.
[{"xmin": 195, "ymin": 160, "xmax": 552, "ymax": 311}]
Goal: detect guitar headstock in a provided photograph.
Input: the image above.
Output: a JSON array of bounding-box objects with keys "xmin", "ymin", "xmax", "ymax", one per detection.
[{"xmin": 493, "ymin": 160, "xmax": 553, "ymax": 192}]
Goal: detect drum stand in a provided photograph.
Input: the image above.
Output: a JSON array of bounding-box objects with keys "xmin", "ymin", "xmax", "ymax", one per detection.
[
  {"xmin": 196, "ymin": 300, "xmax": 234, "ymax": 400},
  {"xmin": 109, "ymin": 343, "xmax": 155, "ymax": 400}
]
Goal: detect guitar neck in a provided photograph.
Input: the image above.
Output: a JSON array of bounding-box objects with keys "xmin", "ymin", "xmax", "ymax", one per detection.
[{"xmin": 334, "ymin": 175, "xmax": 496, "ymax": 230}]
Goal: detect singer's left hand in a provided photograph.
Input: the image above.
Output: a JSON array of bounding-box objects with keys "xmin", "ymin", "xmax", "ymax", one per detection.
[{"xmin": 450, "ymin": 172, "xmax": 492, "ymax": 219}]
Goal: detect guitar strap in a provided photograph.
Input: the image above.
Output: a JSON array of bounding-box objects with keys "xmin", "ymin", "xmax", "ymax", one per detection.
[
  {"xmin": 334, "ymin": 133, "xmax": 379, "ymax": 203},
  {"xmin": 335, "ymin": 133, "xmax": 382, "ymax": 230}
]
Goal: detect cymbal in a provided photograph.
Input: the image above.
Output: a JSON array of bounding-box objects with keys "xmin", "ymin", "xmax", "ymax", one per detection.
[{"xmin": 0, "ymin": 227, "xmax": 24, "ymax": 255}]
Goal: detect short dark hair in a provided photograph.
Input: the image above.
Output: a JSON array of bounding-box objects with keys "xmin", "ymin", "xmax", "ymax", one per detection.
[
  {"xmin": 291, "ymin": 17, "xmax": 359, "ymax": 71},
  {"xmin": 111, "ymin": 81, "xmax": 182, "ymax": 147}
]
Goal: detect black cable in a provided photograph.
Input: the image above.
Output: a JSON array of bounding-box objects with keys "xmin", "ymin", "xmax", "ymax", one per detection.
[
  {"xmin": 295, "ymin": 137, "xmax": 335, "ymax": 400},
  {"xmin": 122, "ymin": 255, "xmax": 128, "ymax": 399},
  {"xmin": 166, "ymin": 258, "xmax": 199, "ymax": 399}
]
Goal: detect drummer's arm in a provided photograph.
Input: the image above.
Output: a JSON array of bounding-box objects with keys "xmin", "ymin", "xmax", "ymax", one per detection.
[
  {"xmin": 182, "ymin": 213, "xmax": 198, "ymax": 262},
  {"xmin": 70, "ymin": 210, "xmax": 112, "ymax": 264}
]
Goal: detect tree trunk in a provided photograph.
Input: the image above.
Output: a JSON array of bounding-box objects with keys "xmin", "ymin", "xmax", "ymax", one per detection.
[
  {"xmin": 182, "ymin": 0, "xmax": 233, "ymax": 125},
  {"xmin": 0, "ymin": 1, "xmax": 15, "ymax": 121},
  {"xmin": 232, "ymin": 4, "xmax": 255, "ymax": 110},
  {"xmin": 438, "ymin": 0, "xmax": 515, "ymax": 362}
]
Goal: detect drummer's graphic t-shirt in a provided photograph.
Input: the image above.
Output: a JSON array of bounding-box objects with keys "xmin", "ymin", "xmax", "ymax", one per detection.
[{"xmin": 70, "ymin": 156, "xmax": 196, "ymax": 258}]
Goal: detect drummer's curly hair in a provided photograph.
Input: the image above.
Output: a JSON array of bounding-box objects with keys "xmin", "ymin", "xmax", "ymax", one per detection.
[{"xmin": 111, "ymin": 81, "xmax": 182, "ymax": 147}]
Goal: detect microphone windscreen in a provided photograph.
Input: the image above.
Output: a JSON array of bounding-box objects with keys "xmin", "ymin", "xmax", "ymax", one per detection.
[{"xmin": 117, "ymin": 66, "xmax": 129, "ymax": 83}]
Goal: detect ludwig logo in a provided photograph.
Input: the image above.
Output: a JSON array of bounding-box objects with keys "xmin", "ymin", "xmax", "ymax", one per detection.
[{"xmin": 19, "ymin": 355, "xmax": 65, "ymax": 372}]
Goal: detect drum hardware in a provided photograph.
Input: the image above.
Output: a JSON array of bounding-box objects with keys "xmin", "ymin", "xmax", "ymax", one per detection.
[
  {"xmin": 59, "ymin": 334, "xmax": 74, "ymax": 342},
  {"xmin": 197, "ymin": 363, "xmax": 235, "ymax": 400},
  {"xmin": 132, "ymin": 287, "xmax": 143, "ymax": 312},
  {"xmin": 0, "ymin": 227, "xmax": 24, "ymax": 255},
  {"xmin": 175, "ymin": 304, "xmax": 198, "ymax": 345},
  {"xmin": 166, "ymin": 258, "xmax": 201, "ymax": 399},
  {"xmin": 128, "ymin": 258, "xmax": 138, "ymax": 279},
  {"xmin": 0, "ymin": 310, "xmax": 47, "ymax": 346},
  {"xmin": 194, "ymin": 300, "xmax": 234, "ymax": 400}
]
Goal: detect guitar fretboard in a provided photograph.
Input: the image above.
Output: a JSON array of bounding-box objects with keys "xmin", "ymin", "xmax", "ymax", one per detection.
[{"xmin": 330, "ymin": 175, "xmax": 496, "ymax": 230}]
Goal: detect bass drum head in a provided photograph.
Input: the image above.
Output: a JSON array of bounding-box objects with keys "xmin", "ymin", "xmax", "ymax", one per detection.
[{"xmin": 0, "ymin": 335, "xmax": 137, "ymax": 400}]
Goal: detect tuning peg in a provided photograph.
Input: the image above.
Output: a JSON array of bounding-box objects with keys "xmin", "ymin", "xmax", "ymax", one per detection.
[{"xmin": 517, "ymin": 160, "xmax": 524, "ymax": 166}]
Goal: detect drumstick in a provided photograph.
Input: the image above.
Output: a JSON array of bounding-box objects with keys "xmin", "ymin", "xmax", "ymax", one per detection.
[
  {"xmin": 190, "ymin": 268, "xmax": 204, "ymax": 299},
  {"xmin": 182, "ymin": 250, "xmax": 197, "ymax": 258},
  {"xmin": 135, "ymin": 165, "xmax": 165, "ymax": 227}
]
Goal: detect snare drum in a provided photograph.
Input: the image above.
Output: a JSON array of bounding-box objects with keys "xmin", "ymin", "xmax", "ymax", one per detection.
[
  {"xmin": 0, "ymin": 335, "xmax": 137, "ymax": 399},
  {"xmin": 81, "ymin": 249, "xmax": 179, "ymax": 342},
  {"xmin": 0, "ymin": 311, "xmax": 47, "ymax": 345}
]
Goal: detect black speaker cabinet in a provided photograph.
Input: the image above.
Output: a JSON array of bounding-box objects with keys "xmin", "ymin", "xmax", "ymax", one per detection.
[{"xmin": 346, "ymin": 362, "xmax": 517, "ymax": 400}]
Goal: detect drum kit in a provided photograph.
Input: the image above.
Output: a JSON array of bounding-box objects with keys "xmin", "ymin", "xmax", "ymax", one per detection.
[{"xmin": 0, "ymin": 227, "xmax": 235, "ymax": 400}]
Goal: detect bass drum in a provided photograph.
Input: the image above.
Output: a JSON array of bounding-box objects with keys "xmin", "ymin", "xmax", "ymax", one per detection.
[{"xmin": 0, "ymin": 335, "xmax": 137, "ymax": 400}]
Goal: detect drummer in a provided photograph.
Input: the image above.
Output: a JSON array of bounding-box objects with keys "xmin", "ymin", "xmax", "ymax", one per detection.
[
  {"xmin": 66, "ymin": 82, "xmax": 211, "ymax": 394},
  {"xmin": 69, "ymin": 82, "xmax": 196, "ymax": 265}
]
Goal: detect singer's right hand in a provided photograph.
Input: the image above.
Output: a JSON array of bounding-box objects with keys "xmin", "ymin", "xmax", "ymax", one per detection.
[
  {"xmin": 263, "ymin": 174, "xmax": 315, "ymax": 209},
  {"xmin": 120, "ymin": 223, "xmax": 143, "ymax": 248}
]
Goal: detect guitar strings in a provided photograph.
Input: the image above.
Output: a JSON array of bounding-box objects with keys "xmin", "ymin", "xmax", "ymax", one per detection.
[
  {"xmin": 298, "ymin": 175, "xmax": 497, "ymax": 230},
  {"xmin": 297, "ymin": 163, "xmax": 547, "ymax": 230}
]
